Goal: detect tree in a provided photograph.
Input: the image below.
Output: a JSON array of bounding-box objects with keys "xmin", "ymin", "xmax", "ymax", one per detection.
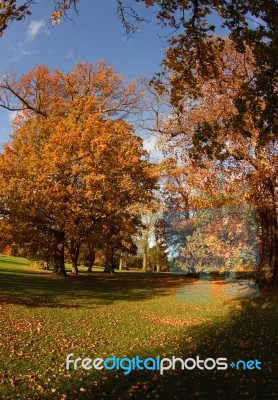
[
  {"xmin": 2, "ymin": 1, "xmax": 276, "ymax": 139},
  {"xmin": 100, "ymin": 211, "xmax": 139, "ymax": 274},
  {"xmin": 0, "ymin": 218, "xmax": 13, "ymax": 253},
  {"xmin": 177, "ymin": 204, "xmax": 258, "ymax": 275},
  {"xmin": 119, "ymin": 0, "xmax": 278, "ymax": 144},
  {"xmin": 155, "ymin": 40, "xmax": 277, "ymax": 285},
  {"xmin": 132, "ymin": 202, "xmax": 160, "ymax": 271},
  {"xmin": 120, "ymin": 3, "xmax": 277, "ymax": 285},
  {"xmin": 147, "ymin": 244, "xmax": 169, "ymax": 272},
  {"xmin": 0, "ymin": 62, "xmax": 157, "ymax": 275}
]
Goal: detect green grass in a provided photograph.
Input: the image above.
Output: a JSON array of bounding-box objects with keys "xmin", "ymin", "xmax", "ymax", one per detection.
[{"xmin": 0, "ymin": 254, "xmax": 277, "ymax": 400}]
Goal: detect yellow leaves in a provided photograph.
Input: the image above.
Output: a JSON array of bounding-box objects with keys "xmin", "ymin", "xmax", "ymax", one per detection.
[
  {"xmin": 51, "ymin": 10, "xmax": 62, "ymax": 25},
  {"xmin": 146, "ymin": 316, "xmax": 210, "ymax": 326}
]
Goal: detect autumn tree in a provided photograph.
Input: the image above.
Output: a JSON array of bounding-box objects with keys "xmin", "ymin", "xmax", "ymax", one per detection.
[
  {"xmin": 2, "ymin": 1, "xmax": 276, "ymax": 139},
  {"xmin": 157, "ymin": 157, "xmax": 210, "ymax": 267},
  {"xmin": 120, "ymin": 2, "xmax": 277, "ymax": 285},
  {"xmin": 0, "ymin": 62, "xmax": 156, "ymax": 276},
  {"xmin": 176, "ymin": 202, "xmax": 259, "ymax": 275},
  {"xmin": 158, "ymin": 155, "xmax": 261, "ymax": 277},
  {"xmin": 117, "ymin": 0, "xmax": 278, "ymax": 143},
  {"xmin": 147, "ymin": 244, "xmax": 169, "ymax": 272},
  {"xmin": 0, "ymin": 217, "xmax": 13, "ymax": 253},
  {"xmin": 2, "ymin": 0, "xmax": 277, "ymax": 135},
  {"xmin": 154, "ymin": 40, "xmax": 277, "ymax": 285},
  {"xmin": 131, "ymin": 199, "xmax": 162, "ymax": 272},
  {"xmin": 97, "ymin": 211, "xmax": 138, "ymax": 274}
]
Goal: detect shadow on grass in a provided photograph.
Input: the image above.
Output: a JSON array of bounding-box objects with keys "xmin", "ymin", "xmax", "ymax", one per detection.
[
  {"xmin": 0, "ymin": 256, "xmax": 277, "ymax": 399},
  {"xmin": 0, "ymin": 257, "xmax": 29, "ymax": 267},
  {"xmin": 58, "ymin": 290, "xmax": 278, "ymax": 400},
  {"xmin": 0, "ymin": 261, "xmax": 261, "ymax": 310},
  {"xmin": 0, "ymin": 266, "xmax": 196, "ymax": 308}
]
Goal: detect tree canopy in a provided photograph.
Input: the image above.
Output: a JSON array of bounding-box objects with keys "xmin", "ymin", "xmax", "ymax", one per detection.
[
  {"xmin": 0, "ymin": 62, "xmax": 157, "ymax": 275},
  {"xmin": 1, "ymin": 1, "xmax": 276, "ymax": 141},
  {"xmin": 156, "ymin": 39, "xmax": 277, "ymax": 285},
  {"xmin": 0, "ymin": 1, "xmax": 277, "ymax": 284}
]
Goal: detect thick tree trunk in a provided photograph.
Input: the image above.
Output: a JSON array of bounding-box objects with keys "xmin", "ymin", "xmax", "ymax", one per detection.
[
  {"xmin": 103, "ymin": 262, "xmax": 115, "ymax": 274},
  {"xmin": 258, "ymin": 208, "xmax": 278, "ymax": 286},
  {"xmin": 53, "ymin": 241, "xmax": 67, "ymax": 276},
  {"xmin": 71, "ymin": 258, "xmax": 79, "ymax": 275},
  {"xmin": 103, "ymin": 247, "xmax": 116, "ymax": 274}
]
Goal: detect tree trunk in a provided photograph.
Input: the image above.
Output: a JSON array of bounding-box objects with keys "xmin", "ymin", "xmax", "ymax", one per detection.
[
  {"xmin": 53, "ymin": 240, "xmax": 66, "ymax": 276},
  {"xmin": 71, "ymin": 258, "xmax": 79, "ymax": 275},
  {"xmin": 142, "ymin": 251, "xmax": 147, "ymax": 271},
  {"xmin": 119, "ymin": 253, "xmax": 123, "ymax": 270},
  {"xmin": 103, "ymin": 247, "xmax": 116, "ymax": 274},
  {"xmin": 87, "ymin": 249, "xmax": 95, "ymax": 273},
  {"xmin": 71, "ymin": 242, "xmax": 80, "ymax": 276},
  {"xmin": 258, "ymin": 207, "xmax": 278, "ymax": 286},
  {"xmin": 43, "ymin": 261, "xmax": 49, "ymax": 270}
]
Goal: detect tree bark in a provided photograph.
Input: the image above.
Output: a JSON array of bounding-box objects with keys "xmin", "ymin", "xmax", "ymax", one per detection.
[
  {"xmin": 119, "ymin": 253, "xmax": 123, "ymax": 270},
  {"xmin": 87, "ymin": 249, "xmax": 95, "ymax": 273},
  {"xmin": 103, "ymin": 247, "xmax": 116, "ymax": 274},
  {"xmin": 142, "ymin": 251, "xmax": 147, "ymax": 271},
  {"xmin": 71, "ymin": 258, "xmax": 79, "ymax": 275},
  {"xmin": 53, "ymin": 240, "xmax": 66, "ymax": 276},
  {"xmin": 70, "ymin": 241, "xmax": 80, "ymax": 276},
  {"xmin": 258, "ymin": 207, "xmax": 278, "ymax": 286}
]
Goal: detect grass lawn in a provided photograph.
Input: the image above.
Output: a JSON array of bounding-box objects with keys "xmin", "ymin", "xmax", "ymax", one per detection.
[{"xmin": 0, "ymin": 254, "xmax": 277, "ymax": 400}]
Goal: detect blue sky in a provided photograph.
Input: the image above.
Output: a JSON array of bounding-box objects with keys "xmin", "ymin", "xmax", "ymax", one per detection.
[
  {"xmin": 0, "ymin": 1, "xmax": 229, "ymax": 160},
  {"xmin": 0, "ymin": 0, "xmax": 166, "ymax": 151}
]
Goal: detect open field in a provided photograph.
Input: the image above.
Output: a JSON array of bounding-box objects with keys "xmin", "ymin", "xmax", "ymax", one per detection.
[{"xmin": 0, "ymin": 254, "xmax": 277, "ymax": 399}]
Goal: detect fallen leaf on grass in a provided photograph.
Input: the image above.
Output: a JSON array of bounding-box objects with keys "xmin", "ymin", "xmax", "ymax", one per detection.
[{"xmin": 146, "ymin": 316, "xmax": 211, "ymax": 326}]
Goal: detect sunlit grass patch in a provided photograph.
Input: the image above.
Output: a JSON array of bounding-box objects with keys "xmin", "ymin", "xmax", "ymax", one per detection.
[{"xmin": 0, "ymin": 255, "xmax": 277, "ymax": 399}]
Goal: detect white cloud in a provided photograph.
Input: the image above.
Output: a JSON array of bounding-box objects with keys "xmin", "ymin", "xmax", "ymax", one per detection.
[
  {"xmin": 143, "ymin": 136, "xmax": 156, "ymax": 153},
  {"xmin": 143, "ymin": 136, "xmax": 164, "ymax": 162},
  {"xmin": 9, "ymin": 111, "xmax": 17, "ymax": 124},
  {"xmin": 26, "ymin": 20, "xmax": 45, "ymax": 42},
  {"xmin": 10, "ymin": 20, "xmax": 46, "ymax": 61}
]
